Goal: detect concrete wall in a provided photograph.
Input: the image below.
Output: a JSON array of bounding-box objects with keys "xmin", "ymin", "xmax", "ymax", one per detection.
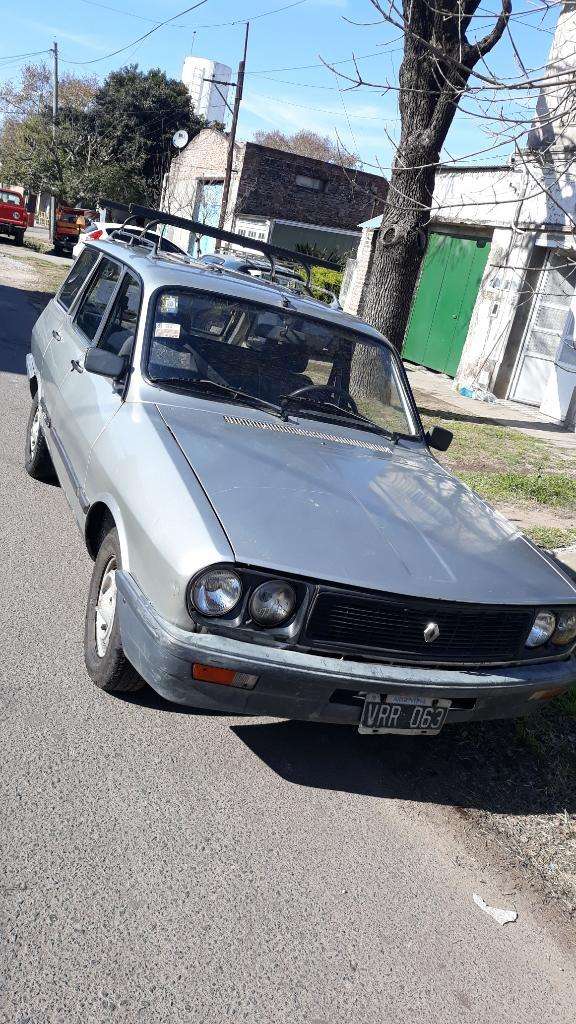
[{"xmin": 162, "ymin": 128, "xmax": 229, "ymax": 250}]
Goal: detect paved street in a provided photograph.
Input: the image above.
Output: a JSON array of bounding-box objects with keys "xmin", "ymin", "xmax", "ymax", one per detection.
[{"xmin": 1, "ymin": 265, "xmax": 575, "ymax": 1024}]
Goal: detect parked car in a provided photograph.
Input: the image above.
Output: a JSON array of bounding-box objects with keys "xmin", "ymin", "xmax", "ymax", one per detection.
[
  {"xmin": 73, "ymin": 222, "xmax": 189, "ymax": 261},
  {"xmin": 0, "ymin": 188, "xmax": 28, "ymax": 245},
  {"xmin": 199, "ymin": 252, "xmax": 305, "ymax": 290},
  {"xmin": 51, "ymin": 204, "xmax": 87, "ymax": 256},
  {"xmin": 25, "ymin": 233, "xmax": 576, "ymax": 735}
]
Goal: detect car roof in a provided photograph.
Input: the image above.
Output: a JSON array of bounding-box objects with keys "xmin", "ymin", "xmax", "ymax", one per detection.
[{"xmin": 86, "ymin": 237, "xmax": 387, "ymax": 342}]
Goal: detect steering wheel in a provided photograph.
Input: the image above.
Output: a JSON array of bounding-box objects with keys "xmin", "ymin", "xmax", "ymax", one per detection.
[{"xmin": 285, "ymin": 383, "xmax": 358, "ymax": 414}]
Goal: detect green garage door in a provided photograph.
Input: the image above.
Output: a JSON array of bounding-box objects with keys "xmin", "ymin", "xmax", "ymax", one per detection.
[{"xmin": 403, "ymin": 233, "xmax": 490, "ymax": 376}]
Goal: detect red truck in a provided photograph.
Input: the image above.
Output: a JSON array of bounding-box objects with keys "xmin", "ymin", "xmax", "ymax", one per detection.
[{"xmin": 0, "ymin": 188, "xmax": 28, "ymax": 245}]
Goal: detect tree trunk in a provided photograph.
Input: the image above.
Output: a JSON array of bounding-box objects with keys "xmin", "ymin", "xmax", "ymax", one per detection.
[{"xmin": 359, "ymin": 156, "xmax": 438, "ymax": 354}]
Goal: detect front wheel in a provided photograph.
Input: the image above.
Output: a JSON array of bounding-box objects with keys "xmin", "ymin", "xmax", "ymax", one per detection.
[
  {"xmin": 25, "ymin": 394, "xmax": 55, "ymax": 481},
  {"xmin": 13, "ymin": 230, "xmax": 24, "ymax": 246},
  {"xmin": 84, "ymin": 526, "xmax": 146, "ymax": 693}
]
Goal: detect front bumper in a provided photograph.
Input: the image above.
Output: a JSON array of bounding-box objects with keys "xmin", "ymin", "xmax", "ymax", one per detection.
[{"xmin": 116, "ymin": 571, "xmax": 576, "ymax": 725}]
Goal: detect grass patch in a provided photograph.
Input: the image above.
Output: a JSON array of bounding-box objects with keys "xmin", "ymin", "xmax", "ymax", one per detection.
[
  {"xmin": 421, "ymin": 413, "xmax": 576, "ymax": 479},
  {"xmin": 524, "ymin": 526, "xmax": 576, "ymax": 549},
  {"xmin": 458, "ymin": 469, "xmax": 576, "ymax": 508},
  {"xmin": 557, "ymin": 688, "xmax": 576, "ymax": 718}
]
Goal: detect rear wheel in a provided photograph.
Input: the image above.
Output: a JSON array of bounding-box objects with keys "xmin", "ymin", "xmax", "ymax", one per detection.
[
  {"xmin": 84, "ymin": 526, "xmax": 146, "ymax": 693},
  {"xmin": 25, "ymin": 394, "xmax": 55, "ymax": 481}
]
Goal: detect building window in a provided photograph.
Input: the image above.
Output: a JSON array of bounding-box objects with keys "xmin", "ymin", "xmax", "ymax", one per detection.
[{"xmin": 296, "ymin": 174, "xmax": 325, "ymax": 192}]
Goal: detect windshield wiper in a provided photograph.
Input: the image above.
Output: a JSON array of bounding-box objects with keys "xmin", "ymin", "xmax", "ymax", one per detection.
[
  {"xmin": 281, "ymin": 395, "xmax": 398, "ymax": 441},
  {"xmin": 150, "ymin": 376, "xmax": 284, "ymax": 418}
]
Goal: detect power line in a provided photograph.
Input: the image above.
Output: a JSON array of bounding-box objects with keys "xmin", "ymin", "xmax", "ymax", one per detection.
[
  {"xmin": 58, "ymin": 0, "xmax": 210, "ymax": 66},
  {"xmin": 0, "ymin": 48, "xmax": 51, "ymax": 62}
]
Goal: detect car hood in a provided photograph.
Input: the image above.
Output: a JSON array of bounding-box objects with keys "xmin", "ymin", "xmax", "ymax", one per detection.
[{"xmin": 158, "ymin": 403, "xmax": 576, "ymax": 605}]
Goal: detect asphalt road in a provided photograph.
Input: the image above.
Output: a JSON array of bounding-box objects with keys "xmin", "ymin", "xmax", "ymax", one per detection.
[{"xmin": 1, "ymin": 260, "xmax": 575, "ymax": 1024}]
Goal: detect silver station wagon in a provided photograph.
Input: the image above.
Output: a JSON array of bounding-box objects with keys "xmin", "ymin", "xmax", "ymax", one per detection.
[{"xmin": 25, "ymin": 207, "xmax": 576, "ymax": 736}]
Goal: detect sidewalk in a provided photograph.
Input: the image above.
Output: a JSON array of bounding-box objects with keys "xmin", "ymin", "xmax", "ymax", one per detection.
[{"xmin": 405, "ymin": 363, "xmax": 576, "ymax": 452}]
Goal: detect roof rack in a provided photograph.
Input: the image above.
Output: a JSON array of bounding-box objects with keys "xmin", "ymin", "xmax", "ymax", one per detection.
[{"xmin": 99, "ymin": 199, "xmax": 341, "ymax": 291}]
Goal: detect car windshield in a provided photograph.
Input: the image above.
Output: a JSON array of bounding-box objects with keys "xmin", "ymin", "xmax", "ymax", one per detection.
[
  {"xmin": 1, "ymin": 191, "xmax": 21, "ymax": 205},
  {"xmin": 147, "ymin": 288, "xmax": 419, "ymax": 437}
]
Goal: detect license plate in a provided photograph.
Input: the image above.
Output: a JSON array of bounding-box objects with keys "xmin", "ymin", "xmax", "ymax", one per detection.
[{"xmin": 358, "ymin": 694, "xmax": 450, "ymax": 735}]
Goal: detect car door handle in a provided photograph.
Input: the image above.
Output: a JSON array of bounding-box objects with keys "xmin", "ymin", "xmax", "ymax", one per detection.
[
  {"xmin": 52, "ymin": 329, "xmax": 61, "ymax": 341},
  {"xmin": 71, "ymin": 359, "xmax": 84, "ymax": 373}
]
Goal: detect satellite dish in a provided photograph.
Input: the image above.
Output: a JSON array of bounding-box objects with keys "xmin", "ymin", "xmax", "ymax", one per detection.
[{"xmin": 172, "ymin": 129, "xmax": 189, "ymax": 149}]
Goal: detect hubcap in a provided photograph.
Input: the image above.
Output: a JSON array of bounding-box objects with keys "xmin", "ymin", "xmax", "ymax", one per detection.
[
  {"xmin": 30, "ymin": 408, "xmax": 40, "ymax": 454},
  {"xmin": 95, "ymin": 557, "xmax": 117, "ymax": 657}
]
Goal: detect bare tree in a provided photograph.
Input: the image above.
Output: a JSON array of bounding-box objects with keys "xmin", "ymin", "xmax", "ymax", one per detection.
[
  {"xmin": 253, "ymin": 128, "xmax": 360, "ymax": 166},
  {"xmin": 327, "ymin": 0, "xmax": 517, "ymax": 350}
]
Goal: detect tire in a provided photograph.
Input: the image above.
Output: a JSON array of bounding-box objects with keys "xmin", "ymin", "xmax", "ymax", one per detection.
[
  {"xmin": 84, "ymin": 526, "xmax": 146, "ymax": 693},
  {"xmin": 24, "ymin": 394, "xmax": 55, "ymax": 481},
  {"xmin": 13, "ymin": 230, "xmax": 24, "ymax": 246}
]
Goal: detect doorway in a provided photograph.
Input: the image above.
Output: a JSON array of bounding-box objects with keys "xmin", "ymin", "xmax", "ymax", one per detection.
[{"xmin": 403, "ymin": 233, "xmax": 491, "ymax": 376}]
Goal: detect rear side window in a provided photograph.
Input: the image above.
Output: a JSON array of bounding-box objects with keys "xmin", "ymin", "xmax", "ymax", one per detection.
[
  {"xmin": 98, "ymin": 272, "xmax": 142, "ymax": 356},
  {"xmin": 58, "ymin": 249, "xmax": 99, "ymax": 311},
  {"xmin": 75, "ymin": 257, "xmax": 121, "ymax": 342}
]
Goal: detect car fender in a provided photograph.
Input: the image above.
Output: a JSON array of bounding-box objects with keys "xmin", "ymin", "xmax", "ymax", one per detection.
[{"xmin": 84, "ymin": 493, "xmax": 132, "ymax": 572}]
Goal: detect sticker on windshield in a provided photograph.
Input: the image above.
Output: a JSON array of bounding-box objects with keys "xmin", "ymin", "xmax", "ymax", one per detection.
[
  {"xmin": 155, "ymin": 322, "xmax": 181, "ymax": 339},
  {"xmin": 159, "ymin": 294, "xmax": 178, "ymax": 314}
]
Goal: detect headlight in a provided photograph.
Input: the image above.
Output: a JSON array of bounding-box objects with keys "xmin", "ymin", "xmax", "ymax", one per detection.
[
  {"xmin": 249, "ymin": 580, "xmax": 296, "ymax": 626},
  {"xmin": 552, "ymin": 610, "xmax": 576, "ymax": 646},
  {"xmin": 526, "ymin": 611, "xmax": 556, "ymax": 648},
  {"xmin": 191, "ymin": 568, "xmax": 242, "ymax": 617}
]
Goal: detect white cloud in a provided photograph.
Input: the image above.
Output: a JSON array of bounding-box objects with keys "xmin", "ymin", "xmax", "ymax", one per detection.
[{"xmin": 15, "ymin": 19, "xmax": 108, "ymax": 52}]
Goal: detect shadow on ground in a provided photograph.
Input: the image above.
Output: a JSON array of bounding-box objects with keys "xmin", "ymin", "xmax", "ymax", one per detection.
[
  {"xmin": 0, "ymin": 283, "xmax": 53, "ymax": 375},
  {"xmin": 232, "ymin": 708, "xmax": 576, "ymax": 816},
  {"xmin": 416, "ymin": 401, "xmax": 570, "ymax": 436}
]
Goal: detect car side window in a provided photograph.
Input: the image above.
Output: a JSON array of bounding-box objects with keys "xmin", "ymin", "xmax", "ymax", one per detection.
[
  {"xmin": 97, "ymin": 272, "xmax": 142, "ymax": 357},
  {"xmin": 75, "ymin": 257, "xmax": 121, "ymax": 342},
  {"xmin": 58, "ymin": 248, "xmax": 99, "ymax": 311}
]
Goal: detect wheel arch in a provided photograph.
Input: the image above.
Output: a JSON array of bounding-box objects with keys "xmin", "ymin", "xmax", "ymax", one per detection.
[
  {"xmin": 25, "ymin": 353, "xmax": 38, "ymax": 397},
  {"xmin": 84, "ymin": 496, "xmax": 131, "ymax": 569}
]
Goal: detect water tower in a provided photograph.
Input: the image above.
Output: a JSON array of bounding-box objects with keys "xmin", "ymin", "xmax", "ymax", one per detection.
[{"xmin": 182, "ymin": 56, "xmax": 232, "ymax": 124}]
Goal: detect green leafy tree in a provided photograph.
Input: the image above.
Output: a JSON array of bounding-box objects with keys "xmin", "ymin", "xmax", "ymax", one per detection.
[
  {"xmin": 0, "ymin": 63, "xmax": 204, "ymax": 206},
  {"xmin": 89, "ymin": 65, "xmax": 204, "ymax": 205}
]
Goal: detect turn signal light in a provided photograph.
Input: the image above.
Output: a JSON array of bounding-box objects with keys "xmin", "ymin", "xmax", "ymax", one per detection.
[{"xmin": 192, "ymin": 664, "xmax": 258, "ymax": 689}]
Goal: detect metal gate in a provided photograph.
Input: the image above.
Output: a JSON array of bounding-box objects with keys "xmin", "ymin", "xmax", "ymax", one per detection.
[
  {"xmin": 403, "ymin": 233, "xmax": 490, "ymax": 376},
  {"xmin": 510, "ymin": 249, "xmax": 576, "ymax": 406}
]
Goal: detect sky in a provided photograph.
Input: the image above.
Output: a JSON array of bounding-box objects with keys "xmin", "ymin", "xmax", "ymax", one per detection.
[{"xmin": 0, "ymin": 0, "xmax": 562, "ymax": 173}]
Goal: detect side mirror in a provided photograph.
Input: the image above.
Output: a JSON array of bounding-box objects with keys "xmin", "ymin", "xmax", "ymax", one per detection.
[
  {"xmin": 84, "ymin": 347, "xmax": 126, "ymax": 380},
  {"xmin": 426, "ymin": 425, "xmax": 453, "ymax": 451}
]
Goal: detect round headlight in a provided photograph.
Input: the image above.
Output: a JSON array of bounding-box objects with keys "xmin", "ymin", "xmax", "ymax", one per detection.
[
  {"xmin": 191, "ymin": 569, "xmax": 242, "ymax": 617},
  {"xmin": 526, "ymin": 611, "xmax": 556, "ymax": 648},
  {"xmin": 249, "ymin": 580, "xmax": 296, "ymax": 626},
  {"xmin": 552, "ymin": 610, "xmax": 576, "ymax": 646}
]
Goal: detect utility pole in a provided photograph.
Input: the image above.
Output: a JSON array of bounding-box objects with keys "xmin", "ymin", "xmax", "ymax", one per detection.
[
  {"xmin": 49, "ymin": 40, "xmax": 59, "ymax": 244},
  {"xmin": 215, "ymin": 21, "xmax": 249, "ymax": 250}
]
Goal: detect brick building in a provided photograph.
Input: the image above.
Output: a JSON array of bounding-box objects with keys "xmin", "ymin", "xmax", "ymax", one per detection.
[{"xmin": 162, "ymin": 127, "xmax": 387, "ymax": 259}]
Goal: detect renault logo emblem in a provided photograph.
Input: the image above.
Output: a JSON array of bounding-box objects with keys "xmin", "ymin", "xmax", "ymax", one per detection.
[{"xmin": 423, "ymin": 622, "xmax": 440, "ymax": 643}]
